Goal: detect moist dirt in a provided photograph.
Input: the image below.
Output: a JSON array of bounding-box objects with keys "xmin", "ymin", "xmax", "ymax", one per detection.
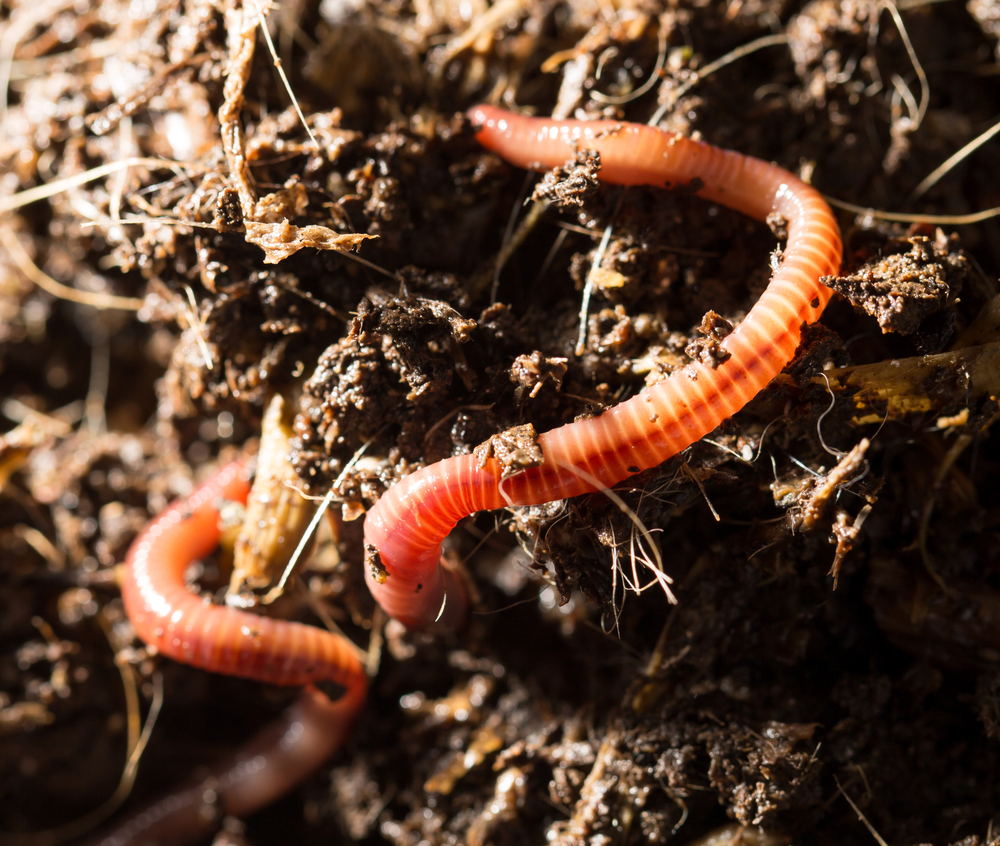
[{"xmin": 2, "ymin": 2, "xmax": 1000, "ymax": 845}]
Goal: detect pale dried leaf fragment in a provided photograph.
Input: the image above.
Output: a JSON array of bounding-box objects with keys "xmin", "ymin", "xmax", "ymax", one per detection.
[
  {"xmin": 230, "ymin": 394, "xmax": 319, "ymax": 595},
  {"xmin": 589, "ymin": 267, "xmax": 626, "ymax": 289},
  {"xmin": 254, "ymin": 181, "xmax": 310, "ymax": 223},
  {"xmin": 244, "ymin": 221, "xmax": 374, "ymax": 264},
  {"xmin": 217, "ymin": 0, "xmax": 371, "ymax": 263}
]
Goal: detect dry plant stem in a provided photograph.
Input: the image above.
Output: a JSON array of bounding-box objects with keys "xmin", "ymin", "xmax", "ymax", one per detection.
[
  {"xmin": 910, "ymin": 117, "xmax": 1000, "ymax": 201},
  {"xmin": 362, "ymin": 106, "xmax": 842, "ymax": 629},
  {"xmin": 0, "ymin": 158, "xmax": 188, "ymax": 215},
  {"xmin": 218, "ymin": 0, "xmax": 258, "ymax": 219},
  {"xmin": 214, "ymin": 0, "xmax": 372, "ymax": 263},
  {"xmin": 816, "ymin": 341, "xmax": 1000, "ymax": 421},
  {"xmin": 826, "ymin": 195, "xmax": 1000, "ymax": 226},
  {"xmin": 119, "ymin": 462, "xmax": 367, "ymax": 830},
  {"xmin": 230, "ymin": 394, "xmax": 319, "ymax": 594}
]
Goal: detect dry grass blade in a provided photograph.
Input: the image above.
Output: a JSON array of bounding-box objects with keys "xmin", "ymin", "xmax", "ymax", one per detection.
[
  {"xmin": 910, "ymin": 116, "xmax": 1000, "ymax": 200},
  {"xmin": 0, "ymin": 159, "xmax": 187, "ymax": 215},
  {"xmin": 835, "ymin": 777, "xmax": 890, "ymax": 846},
  {"xmin": 0, "ymin": 224, "xmax": 143, "ymax": 311},
  {"xmin": 826, "ymin": 196, "xmax": 1000, "ymax": 225},
  {"xmin": 576, "ymin": 223, "xmax": 614, "ymax": 356}
]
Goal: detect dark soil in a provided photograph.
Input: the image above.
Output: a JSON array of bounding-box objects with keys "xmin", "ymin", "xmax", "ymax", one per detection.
[{"xmin": 2, "ymin": 1, "xmax": 1000, "ymax": 845}]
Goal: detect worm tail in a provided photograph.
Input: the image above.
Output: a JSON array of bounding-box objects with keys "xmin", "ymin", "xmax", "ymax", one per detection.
[{"xmin": 111, "ymin": 462, "xmax": 368, "ymax": 844}]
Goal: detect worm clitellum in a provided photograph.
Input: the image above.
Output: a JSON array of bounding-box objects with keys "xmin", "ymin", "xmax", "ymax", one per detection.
[
  {"xmin": 112, "ymin": 462, "xmax": 367, "ymax": 843},
  {"xmin": 363, "ymin": 105, "xmax": 843, "ymax": 629}
]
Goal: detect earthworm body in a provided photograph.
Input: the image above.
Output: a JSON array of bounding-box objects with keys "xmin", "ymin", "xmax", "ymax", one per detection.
[
  {"xmin": 363, "ymin": 105, "xmax": 843, "ymax": 628},
  {"xmin": 110, "ymin": 463, "xmax": 366, "ymax": 845},
  {"xmin": 113, "ymin": 106, "xmax": 842, "ymax": 842}
]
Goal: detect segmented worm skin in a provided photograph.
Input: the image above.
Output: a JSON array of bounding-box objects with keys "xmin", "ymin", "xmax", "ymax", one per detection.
[
  {"xmin": 112, "ymin": 462, "xmax": 367, "ymax": 841},
  {"xmin": 363, "ymin": 105, "xmax": 843, "ymax": 629}
]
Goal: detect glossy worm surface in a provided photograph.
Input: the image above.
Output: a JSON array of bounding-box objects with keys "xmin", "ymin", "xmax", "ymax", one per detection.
[
  {"xmin": 115, "ymin": 462, "xmax": 367, "ymax": 838},
  {"xmin": 364, "ymin": 105, "xmax": 843, "ymax": 628}
]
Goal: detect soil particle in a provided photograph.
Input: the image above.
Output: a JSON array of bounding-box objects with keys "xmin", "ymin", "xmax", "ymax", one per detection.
[
  {"xmin": 292, "ymin": 292, "xmax": 475, "ymax": 487},
  {"xmin": 473, "ymin": 423, "xmax": 544, "ymax": 477},
  {"xmin": 823, "ymin": 232, "xmax": 970, "ymax": 337},
  {"xmin": 531, "ymin": 150, "xmax": 603, "ymax": 209},
  {"xmin": 787, "ymin": 0, "xmax": 876, "ymax": 105},
  {"xmin": 684, "ymin": 310, "xmax": 734, "ymax": 369},
  {"xmin": 4, "ymin": 0, "xmax": 1000, "ymax": 843},
  {"xmin": 765, "ymin": 212, "xmax": 790, "ymax": 240},
  {"xmin": 509, "ymin": 351, "xmax": 568, "ymax": 404},
  {"xmin": 291, "ymin": 290, "xmax": 530, "ymax": 496},
  {"xmin": 778, "ymin": 322, "xmax": 850, "ymax": 385}
]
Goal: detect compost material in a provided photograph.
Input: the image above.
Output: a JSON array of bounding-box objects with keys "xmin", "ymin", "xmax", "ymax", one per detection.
[{"xmin": 1, "ymin": 1, "xmax": 999, "ymax": 845}]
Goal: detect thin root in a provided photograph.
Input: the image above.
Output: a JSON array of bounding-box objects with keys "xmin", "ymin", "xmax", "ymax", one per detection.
[
  {"xmin": 0, "ymin": 224, "xmax": 144, "ymax": 311},
  {"xmin": 649, "ymin": 33, "xmax": 789, "ymax": 125},
  {"xmin": 835, "ymin": 776, "xmax": 890, "ymax": 846}
]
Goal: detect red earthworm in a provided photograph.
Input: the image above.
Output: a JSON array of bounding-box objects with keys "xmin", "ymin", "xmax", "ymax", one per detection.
[
  {"xmin": 107, "ymin": 461, "xmax": 367, "ymax": 844},
  {"xmin": 363, "ymin": 105, "xmax": 843, "ymax": 629}
]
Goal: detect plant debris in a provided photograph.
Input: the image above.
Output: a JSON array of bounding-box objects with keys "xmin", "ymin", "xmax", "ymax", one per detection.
[{"xmin": 1, "ymin": 0, "xmax": 999, "ymax": 844}]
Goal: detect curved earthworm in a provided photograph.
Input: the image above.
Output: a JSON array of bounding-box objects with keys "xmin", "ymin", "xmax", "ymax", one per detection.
[
  {"xmin": 363, "ymin": 105, "xmax": 843, "ymax": 628},
  {"xmin": 107, "ymin": 461, "xmax": 367, "ymax": 844}
]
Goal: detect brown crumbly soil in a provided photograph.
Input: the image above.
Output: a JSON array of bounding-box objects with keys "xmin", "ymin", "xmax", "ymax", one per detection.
[{"xmin": 2, "ymin": 2, "xmax": 1000, "ymax": 846}]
